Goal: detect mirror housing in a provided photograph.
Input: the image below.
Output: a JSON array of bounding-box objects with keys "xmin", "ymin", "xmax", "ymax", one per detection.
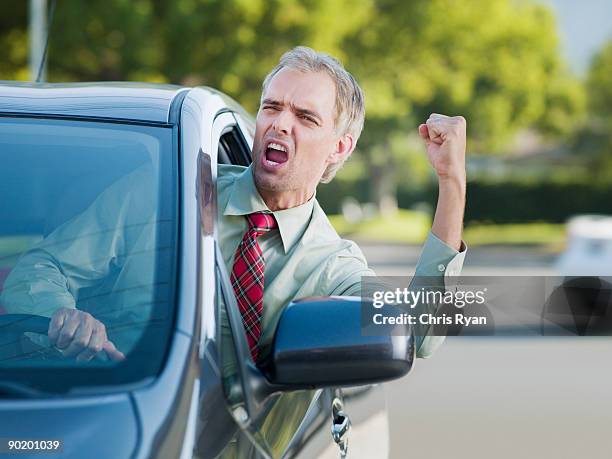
[{"xmin": 260, "ymin": 297, "xmax": 414, "ymax": 388}]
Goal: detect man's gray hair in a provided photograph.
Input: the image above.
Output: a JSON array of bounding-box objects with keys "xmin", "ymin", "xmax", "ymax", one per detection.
[{"xmin": 261, "ymin": 46, "xmax": 365, "ymax": 183}]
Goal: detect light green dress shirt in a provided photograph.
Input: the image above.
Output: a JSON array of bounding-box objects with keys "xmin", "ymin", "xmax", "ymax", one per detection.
[{"xmin": 217, "ymin": 164, "xmax": 466, "ymax": 358}]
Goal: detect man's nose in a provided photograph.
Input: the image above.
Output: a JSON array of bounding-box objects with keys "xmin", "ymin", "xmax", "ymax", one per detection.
[{"xmin": 271, "ymin": 109, "xmax": 292, "ymax": 136}]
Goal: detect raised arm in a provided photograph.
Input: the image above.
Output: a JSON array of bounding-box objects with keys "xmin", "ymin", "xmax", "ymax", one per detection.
[{"xmin": 418, "ymin": 113, "xmax": 467, "ymax": 251}]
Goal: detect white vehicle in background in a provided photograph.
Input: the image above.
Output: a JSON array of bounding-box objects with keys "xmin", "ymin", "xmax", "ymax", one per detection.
[
  {"xmin": 544, "ymin": 215, "xmax": 612, "ymax": 336},
  {"xmin": 555, "ymin": 215, "xmax": 612, "ymax": 277}
]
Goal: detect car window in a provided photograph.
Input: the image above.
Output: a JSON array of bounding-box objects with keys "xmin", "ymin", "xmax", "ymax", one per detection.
[
  {"xmin": 0, "ymin": 117, "xmax": 178, "ymax": 393},
  {"xmin": 234, "ymin": 113, "xmax": 255, "ymax": 150},
  {"xmin": 217, "ymin": 125, "xmax": 252, "ymax": 166}
]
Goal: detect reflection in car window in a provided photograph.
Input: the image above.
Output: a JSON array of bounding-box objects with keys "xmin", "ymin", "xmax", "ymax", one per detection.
[
  {"xmin": 0, "ymin": 117, "xmax": 178, "ymax": 390},
  {"xmin": 216, "ymin": 267, "xmax": 246, "ymax": 410}
]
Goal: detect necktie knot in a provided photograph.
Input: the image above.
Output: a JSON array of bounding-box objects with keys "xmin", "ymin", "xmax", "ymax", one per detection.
[{"xmin": 246, "ymin": 212, "xmax": 278, "ymax": 235}]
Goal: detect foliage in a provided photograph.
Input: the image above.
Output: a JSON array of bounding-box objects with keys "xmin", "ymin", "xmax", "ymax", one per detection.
[
  {"xmin": 565, "ymin": 39, "xmax": 612, "ymax": 183},
  {"xmin": 462, "ymin": 181, "xmax": 612, "ymax": 224},
  {"xmin": 319, "ymin": 177, "xmax": 612, "ymax": 224},
  {"xmin": 345, "ymin": 0, "xmax": 584, "ymax": 152},
  {"xmin": 0, "ymin": 2, "xmax": 28, "ymax": 80},
  {"xmin": 0, "ymin": 0, "xmax": 589, "ymax": 205},
  {"xmin": 2, "ymin": 1, "xmax": 582, "ymax": 138},
  {"xmin": 337, "ymin": 0, "xmax": 586, "ymax": 207},
  {"xmin": 588, "ymin": 40, "xmax": 612, "ymax": 123}
]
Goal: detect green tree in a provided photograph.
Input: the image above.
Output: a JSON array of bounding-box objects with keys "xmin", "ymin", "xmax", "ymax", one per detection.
[
  {"xmin": 342, "ymin": 0, "xmax": 585, "ymax": 210},
  {"xmin": 0, "ymin": 2, "xmax": 28, "ymax": 80},
  {"xmin": 574, "ymin": 39, "xmax": 612, "ymax": 182},
  {"xmin": 48, "ymin": 0, "xmax": 164, "ymax": 81},
  {"xmin": 588, "ymin": 40, "xmax": 612, "ymax": 123},
  {"xmin": 161, "ymin": 0, "xmax": 375, "ymax": 109},
  {"xmin": 0, "ymin": 0, "xmax": 585, "ymax": 207}
]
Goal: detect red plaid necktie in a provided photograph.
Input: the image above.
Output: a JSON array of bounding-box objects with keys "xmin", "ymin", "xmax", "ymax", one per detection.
[{"xmin": 231, "ymin": 212, "xmax": 278, "ymax": 361}]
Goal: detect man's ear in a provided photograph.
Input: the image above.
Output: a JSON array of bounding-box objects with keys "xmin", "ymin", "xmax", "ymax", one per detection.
[{"xmin": 328, "ymin": 133, "xmax": 355, "ymax": 165}]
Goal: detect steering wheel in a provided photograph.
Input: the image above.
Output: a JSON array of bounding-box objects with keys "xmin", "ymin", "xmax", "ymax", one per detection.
[
  {"xmin": 0, "ymin": 313, "xmax": 62, "ymax": 361},
  {"xmin": 0, "ymin": 313, "xmax": 122, "ymax": 362},
  {"xmin": 0, "ymin": 313, "xmax": 50, "ymax": 334}
]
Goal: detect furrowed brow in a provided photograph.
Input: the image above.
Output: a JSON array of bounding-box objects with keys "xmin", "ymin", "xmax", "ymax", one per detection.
[
  {"xmin": 293, "ymin": 105, "xmax": 322, "ymax": 124},
  {"xmin": 262, "ymin": 98, "xmax": 283, "ymax": 107}
]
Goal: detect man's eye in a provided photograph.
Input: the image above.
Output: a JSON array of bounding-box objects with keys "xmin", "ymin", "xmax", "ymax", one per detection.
[
  {"xmin": 300, "ymin": 115, "xmax": 316, "ymax": 123},
  {"xmin": 263, "ymin": 105, "xmax": 278, "ymax": 111}
]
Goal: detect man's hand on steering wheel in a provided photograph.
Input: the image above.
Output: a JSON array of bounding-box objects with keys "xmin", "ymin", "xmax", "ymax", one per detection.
[{"xmin": 48, "ymin": 308, "xmax": 125, "ymax": 362}]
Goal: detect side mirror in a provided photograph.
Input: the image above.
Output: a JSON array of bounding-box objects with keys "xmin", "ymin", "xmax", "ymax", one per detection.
[{"xmin": 260, "ymin": 297, "xmax": 414, "ymax": 388}]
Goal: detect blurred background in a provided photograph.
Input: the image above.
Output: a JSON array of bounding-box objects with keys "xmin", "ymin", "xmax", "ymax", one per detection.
[
  {"xmin": 2, "ymin": 0, "xmax": 612, "ymax": 457},
  {"xmin": 2, "ymin": 0, "xmax": 612, "ymax": 247}
]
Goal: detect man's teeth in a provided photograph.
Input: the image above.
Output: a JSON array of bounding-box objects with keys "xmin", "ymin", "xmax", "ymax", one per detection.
[
  {"xmin": 268, "ymin": 142, "xmax": 287, "ymax": 152},
  {"xmin": 266, "ymin": 159, "xmax": 280, "ymax": 166}
]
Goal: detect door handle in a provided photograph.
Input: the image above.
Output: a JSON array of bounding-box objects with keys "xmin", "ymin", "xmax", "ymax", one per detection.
[{"xmin": 331, "ymin": 397, "xmax": 351, "ymax": 458}]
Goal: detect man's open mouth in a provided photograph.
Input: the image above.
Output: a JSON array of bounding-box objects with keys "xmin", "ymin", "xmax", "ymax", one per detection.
[{"xmin": 264, "ymin": 141, "xmax": 289, "ymax": 167}]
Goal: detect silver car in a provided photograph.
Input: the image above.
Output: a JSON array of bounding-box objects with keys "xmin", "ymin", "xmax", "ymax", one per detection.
[{"xmin": 0, "ymin": 82, "xmax": 413, "ymax": 459}]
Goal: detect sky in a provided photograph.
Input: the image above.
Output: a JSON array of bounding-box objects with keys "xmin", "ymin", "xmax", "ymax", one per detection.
[{"xmin": 542, "ymin": 0, "xmax": 612, "ymax": 75}]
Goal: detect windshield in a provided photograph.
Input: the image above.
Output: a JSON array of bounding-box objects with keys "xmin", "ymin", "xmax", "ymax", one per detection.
[{"xmin": 0, "ymin": 117, "xmax": 178, "ymax": 394}]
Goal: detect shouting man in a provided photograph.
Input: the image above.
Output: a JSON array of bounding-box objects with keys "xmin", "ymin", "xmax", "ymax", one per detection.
[{"xmin": 216, "ymin": 46, "xmax": 467, "ymax": 362}]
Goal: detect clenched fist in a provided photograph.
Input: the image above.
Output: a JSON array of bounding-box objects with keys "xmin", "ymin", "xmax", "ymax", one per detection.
[
  {"xmin": 418, "ymin": 113, "xmax": 467, "ymax": 251},
  {"xmin": 48, "ymin": 307, "xmax": 125, "ymax": 362},
  {"xmin": 418, "ymin": 113, "xmax": 466, "ymax": 182}
]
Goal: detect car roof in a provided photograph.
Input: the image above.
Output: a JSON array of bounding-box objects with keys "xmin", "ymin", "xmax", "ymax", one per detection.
[{"xmin": 0, "ymin": 82, "xmax": 195, "ymax": 124}]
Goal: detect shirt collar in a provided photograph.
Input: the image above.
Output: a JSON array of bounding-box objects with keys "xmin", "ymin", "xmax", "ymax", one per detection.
[{"xmin": 223, "ymin": 165, "xmax": 315, "ymax": 254}]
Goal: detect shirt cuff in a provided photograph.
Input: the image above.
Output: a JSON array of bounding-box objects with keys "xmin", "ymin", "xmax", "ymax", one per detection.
[
  {"xmin": 413, "ymin": 232, "xmax": 467, "ymax": 358},
  {"xmin": 414, "ymin": 232, "xmax": 467, "ymax": 278}
]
